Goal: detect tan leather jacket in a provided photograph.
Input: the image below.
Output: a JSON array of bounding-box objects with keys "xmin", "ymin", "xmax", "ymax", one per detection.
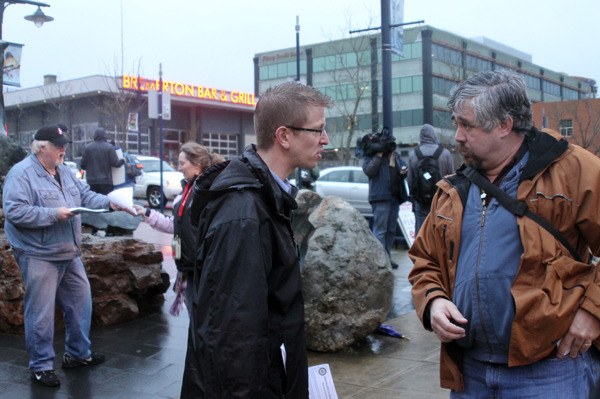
[{"xmin": 409, "ymin": 129, "xmax": 600, "ymax": 391}]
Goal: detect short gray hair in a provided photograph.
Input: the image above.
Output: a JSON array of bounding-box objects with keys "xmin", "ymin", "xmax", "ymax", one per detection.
[
  {"xmin": 31, "ymin": 140, "xmax": 48, "ymax": 154},
  {"xmin": 447, "ymin": 70, "xmax": 533, "ymax": 132}
]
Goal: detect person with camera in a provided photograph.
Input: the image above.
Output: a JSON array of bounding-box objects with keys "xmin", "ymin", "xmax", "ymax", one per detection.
[{"xmin": 362, "ymin": 129, "xmax": 408, "ymax": 269}]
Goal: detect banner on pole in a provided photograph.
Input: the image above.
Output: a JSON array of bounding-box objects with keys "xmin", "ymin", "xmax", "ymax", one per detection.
[
  {"xmin": 391, "ymin": 0, "xmax": 404, "ymax": 57},
  {"xmin": 3, "ymin": 42, "xmax": 24, "ymax": 87},
  {"xmin": 127, "ymin": 112, "xmax": 139, "ymax": 132}
]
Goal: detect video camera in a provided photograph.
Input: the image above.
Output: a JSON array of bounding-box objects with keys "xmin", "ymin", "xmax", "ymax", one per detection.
[{"xmin": 356, "ymin": 127, "xmax": 397, "ymax": 157}]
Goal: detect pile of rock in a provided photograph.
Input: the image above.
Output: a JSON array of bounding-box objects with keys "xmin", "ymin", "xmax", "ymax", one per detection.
[{"xmin": 0, "ymin": 234, "xmax": 169, "ymax": 335}]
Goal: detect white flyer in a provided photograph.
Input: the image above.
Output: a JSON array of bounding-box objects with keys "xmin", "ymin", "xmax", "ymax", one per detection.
[
  {"xmin": 106, "ymin": 186, "xmax": 136, "ymax": 215},
  {"xmin": 397, "ymin": 201, "xmax": 416, "ymax": 247},
  {"xmin": 308, "ymin": 364, "xmax": 338, "ymax": 399}
]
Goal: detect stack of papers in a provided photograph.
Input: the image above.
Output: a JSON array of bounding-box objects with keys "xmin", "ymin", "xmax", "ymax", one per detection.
[
  {"xmin": 107, "ymin": 186, "xmax": 136, "ymax": 215},
  {"xmin": 68, "ymin": 207, "xmax": 109, "ymax": 214}
]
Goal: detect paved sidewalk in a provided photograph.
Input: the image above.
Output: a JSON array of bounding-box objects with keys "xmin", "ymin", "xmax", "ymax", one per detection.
[{"xmin": 0, "ymin": 223, "xmax": 448, "ymax": 399}]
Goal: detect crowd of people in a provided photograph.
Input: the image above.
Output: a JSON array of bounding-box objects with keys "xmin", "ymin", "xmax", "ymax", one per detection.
[{"xmin": 3, "ymin": 72, "xmax": 600, "ymax": 397}]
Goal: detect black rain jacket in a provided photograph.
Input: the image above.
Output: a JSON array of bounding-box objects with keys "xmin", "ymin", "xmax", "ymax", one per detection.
[{"xmin": 180, "ymin": 145, "xmax": 308, "ymax": 398}]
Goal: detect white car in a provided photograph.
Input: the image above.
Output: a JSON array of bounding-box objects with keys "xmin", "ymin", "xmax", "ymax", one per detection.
[
  {"xmin": 133, "ymin": 155, "xmax": 184, "ymax": 208},
  {"xmin": 64, "ymin": 161, "xmax": 84, "ymax": 180},
  {"xmin": 314, "ymin": 166, "xmax": 371, "ymax": 216}
]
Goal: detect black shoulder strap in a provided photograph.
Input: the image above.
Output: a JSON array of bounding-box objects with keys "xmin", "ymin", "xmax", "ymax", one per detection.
[
  {"xmin": 415, "ymin": 147, "xmax": 424, "ymax": 159},
  {"xmin": 432, "ymin": 145, "xmax": 444, "ymax": 160},
  {"xmin": 463, "ymin": 166, "xmax": 582, "ymax": 263}
]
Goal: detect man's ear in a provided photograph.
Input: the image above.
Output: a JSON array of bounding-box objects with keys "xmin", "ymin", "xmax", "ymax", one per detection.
[
  {"xmin": 499, "ymin": 116, "xmax": 514, "ymax": 138},
  {"xmin": 274, "ymin": 126, "xmax": 291, "ymax": 149}
]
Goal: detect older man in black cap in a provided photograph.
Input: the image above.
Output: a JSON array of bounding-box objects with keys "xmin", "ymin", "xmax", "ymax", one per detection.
[{"xmin": 2, "ymin": 125, "xmax": 125, "ymax": 388}]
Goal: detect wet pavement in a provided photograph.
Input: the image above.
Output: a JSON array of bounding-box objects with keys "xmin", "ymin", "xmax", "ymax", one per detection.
[{"xmin": 0, "ymin": 220, "xmax": 447, "ymax": 399}]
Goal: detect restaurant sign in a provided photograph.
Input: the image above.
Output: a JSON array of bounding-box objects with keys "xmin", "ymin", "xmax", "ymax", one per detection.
[{"xmin": 121, "ymin": 74, "xmax": 256, "ymax": 107}]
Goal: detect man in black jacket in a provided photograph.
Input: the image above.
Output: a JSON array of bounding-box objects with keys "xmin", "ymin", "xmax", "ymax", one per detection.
[
  {"xmin": 181, "ymin": 82, "xmax": 332, "ymax": 398},
  {"xmin": 80, "ymin": 128, "xmax": 124, "ymax": 194}
]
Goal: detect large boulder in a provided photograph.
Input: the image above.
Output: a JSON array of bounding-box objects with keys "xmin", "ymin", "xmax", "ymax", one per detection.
[
  {"xmin": 0, "ymin": 233, "xmax": 170, "ymax": 334},
  {"xmin": 81, "ymin": 211, "xmax": 142, "ymax": 234},
  {"xmin": 297, "ymin": 193, "xmax": 394, "ymax": 352}
]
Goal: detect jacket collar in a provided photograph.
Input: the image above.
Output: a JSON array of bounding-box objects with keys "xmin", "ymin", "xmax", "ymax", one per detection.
[
  {"xmin": 451, "ymin": 127, "xmax": 569, "ymax": 206},
  {"xmin": 520, "ymin": 127, "xmax": 569, "ymax": 181}
]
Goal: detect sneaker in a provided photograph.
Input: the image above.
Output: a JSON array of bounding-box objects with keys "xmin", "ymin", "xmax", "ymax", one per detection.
[
  {"xmin": 391, "ymin": 261, "xmax": 399, "ymax": 270},
  {"xmin": 62, "ymin": 352, "xmax": 106, "ymax": 369},
  {"xmin": 30, "ymin": 370, "xmax": 60, "ymax": 387}
]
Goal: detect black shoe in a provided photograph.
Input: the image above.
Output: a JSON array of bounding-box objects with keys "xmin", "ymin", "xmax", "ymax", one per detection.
[
  {"xmin": 62, "ymin": 352, "xmax": 105, "ymax": 369},
  {"xmin": 391, "ymin": 261, "xmax": 399, "ymax": 270},
  {"xmin": 30, "ymin": 370, "xmax": 60, "ymax": 387}
]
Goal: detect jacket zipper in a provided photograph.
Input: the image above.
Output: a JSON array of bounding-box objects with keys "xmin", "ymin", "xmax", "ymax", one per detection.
[{"xmin": 476, "ymin": 190, "xmax": 494, "ymax": 360}]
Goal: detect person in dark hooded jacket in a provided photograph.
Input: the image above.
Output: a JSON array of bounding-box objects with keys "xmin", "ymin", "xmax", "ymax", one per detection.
[
  {"xmin": 407, "ymin": 124, "xmax": 454, "ymax": 234},
  {"xmin": 79, "ymin": 128, "xmax": 124, "ymax": 194},
  {"xmin": 180, "ymin": 81, "xmax": 333, "ymax": 398}
]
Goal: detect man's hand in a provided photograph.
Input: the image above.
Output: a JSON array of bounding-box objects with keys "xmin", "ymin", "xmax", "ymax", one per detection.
[
  {"xmin": 557, "ymin": 308, "xmax": 600, "ymax": 358},
  {"xmin": 132, "ymin": 204, "xmax": 145, "ymax": 216},
  {"xmin": 109, "ymin": 202, "xmax": 137, "ymax": 216},
  {"xmin": 429, "ymin": 297, "xmax": 468, "ymax": 343},
  {"xmin": 57, "ymin": 207, "xmax": 74, "ymax": 221}
]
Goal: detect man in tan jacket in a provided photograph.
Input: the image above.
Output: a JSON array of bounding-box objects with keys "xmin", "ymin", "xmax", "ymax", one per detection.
[{"xmin": 409, "ymin": 70, "xmax": 600, "ymax": 398}]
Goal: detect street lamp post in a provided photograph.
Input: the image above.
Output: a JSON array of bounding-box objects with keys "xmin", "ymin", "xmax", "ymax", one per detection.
[
  {"xmin": 0, "ymin": 0, "xmax": 52, "ymax": 135},
  {"xmin": 295, "ymin": 15, "xmax": 302, "ymax": 187}
]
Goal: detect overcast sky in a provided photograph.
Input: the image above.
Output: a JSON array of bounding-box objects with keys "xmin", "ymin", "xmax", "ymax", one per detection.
[{"xmin": 4, "ymin": 0, "xmax": 599, "ymax": 94}]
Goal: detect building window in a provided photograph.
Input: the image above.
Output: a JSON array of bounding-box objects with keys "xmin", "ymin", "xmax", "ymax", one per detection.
[
  {"xmin": 432, "ymin": 76, "xmax": 457, "ymax": 96},
  {"xmin": 563, "ymin": 87, "xmax": 578, "ymax": 100},
  {"xmin": 523, "ymin": 74, "xmax": 541, "ymax": 91},
  {"xmin": 466, "ymin": 55, "xmax": 492, "ymax": 72},
  {"xmin": 432, "ymin": 44, "xmax": 462, "ymax": 67},
  {"xmin": 200, "ymin": 132, "xmax": 239, "ymax": 158},
  {"xmin": 559, "ymin": 119, "xmax": 573, "ymax": 137},
  {"xmin": 391, "ymin": 41, "xmax": 422, "ymax": 60},
  {"xmin": 542, "ymin": 80, "xmax": 561, "ymax": 97}
]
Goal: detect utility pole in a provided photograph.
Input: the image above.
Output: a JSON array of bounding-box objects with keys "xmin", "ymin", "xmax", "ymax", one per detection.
[{"xmin": 350, "ymin": 0, "xmax": 423, "ymax": 137}]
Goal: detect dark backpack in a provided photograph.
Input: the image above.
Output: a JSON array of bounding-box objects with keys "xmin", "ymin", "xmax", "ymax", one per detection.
[{"xmin": 412, "ymin": 146, "xmax": 444, "ymax": 206}]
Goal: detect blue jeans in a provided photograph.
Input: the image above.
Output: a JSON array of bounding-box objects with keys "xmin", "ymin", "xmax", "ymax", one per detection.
[
  {"xmin": 370, "ymin": 199, "xmax": 399, "ymax": 256},
  {"xmin": 450, "ymin": 351, "xmax": 600, "ymax": 399},
  {"xmin": 414, "ymin": 202, "xmax": 430, "ymax": 236},
  {"xmin": 15, "ymin": 253, "xmax": 93, "ymax": 372}
]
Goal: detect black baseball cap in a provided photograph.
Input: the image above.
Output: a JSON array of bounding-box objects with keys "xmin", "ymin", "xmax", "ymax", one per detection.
[
  {"xmin": 34, "ymin": 125, "xmax": 72, "ymax": 146},
  {"xmin": 57, "ymin": 123, "xmax": 69, "ymax": 133}
]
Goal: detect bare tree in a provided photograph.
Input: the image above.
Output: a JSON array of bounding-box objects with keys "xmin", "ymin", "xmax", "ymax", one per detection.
[
  {"xmin": 324, "ymin": 12, "xmax": 377, "ymax": 165},
  {"xmin": 39, "ymin": 81, "xmax": 75, "ymax": 125},
  {"xmin": 546, "ymin": 99, "xmax": 600, "ymax": 156},
  {"xmin": 86, "ymin": 59, "xmax": 145, "ymax": 151}
]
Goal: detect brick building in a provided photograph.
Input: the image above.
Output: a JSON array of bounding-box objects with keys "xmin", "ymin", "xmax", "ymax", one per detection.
[{"xmin": 532, "ymin": 98, "xmax": 600, "ymax": 156}]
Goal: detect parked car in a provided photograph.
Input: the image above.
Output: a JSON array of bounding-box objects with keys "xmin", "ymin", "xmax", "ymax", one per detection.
[
  {"xmin": 314, "ymin": 166, "xmax": 371, "ymax": 216},
  {"xmin": 133, "ymin": 155, "xmax": 184, "ymax": 208},
  {"xmin": 314, "ymin": 165, "xmax": 410, "ymax": 248},
  {"xmin": 64, "ymin": 161, "xmax": 84, "ymax": 180}
]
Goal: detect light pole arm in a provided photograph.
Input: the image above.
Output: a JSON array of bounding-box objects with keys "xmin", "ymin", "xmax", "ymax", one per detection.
[{"xmin": 5, "ymin": 1, "xmax": 51, "ymax": 7}]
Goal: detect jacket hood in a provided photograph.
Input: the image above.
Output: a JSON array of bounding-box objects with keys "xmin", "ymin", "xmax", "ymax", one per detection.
[
  {"xmin": 521, "ymin": 127, "xmax": 568, "ymax": 180},
  {"xmin": 420, "ymin": 124, "xmax": 439, "ymax": 145},
  {"xmin": 93, "ymin": 128, "xmax": 108, "ymax": 141},
  {"xmin": 190, "ymin": 145, "xmax": 298, "ymax": 226}
]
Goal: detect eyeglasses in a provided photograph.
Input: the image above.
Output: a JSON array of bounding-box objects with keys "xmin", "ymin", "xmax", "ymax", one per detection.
[{"xmin": 285, "ymin": 125, "xmax": 327, "ymax": 137}]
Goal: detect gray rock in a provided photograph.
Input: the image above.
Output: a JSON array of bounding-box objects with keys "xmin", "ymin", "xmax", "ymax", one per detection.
[
  {"xmin": 299, "ymin": 195, "xmax": 393, "ymax": 352},
  {"xmin": 292, "ymin": 189, "xmax": 322, "ymax": 266},
  {"xmin": 0, "ymin": 233, "xmax": 169, "ymax": 334},
  {"xmin": 81, "ymin": 211, "xmax": 141, "ymax": 232}
]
